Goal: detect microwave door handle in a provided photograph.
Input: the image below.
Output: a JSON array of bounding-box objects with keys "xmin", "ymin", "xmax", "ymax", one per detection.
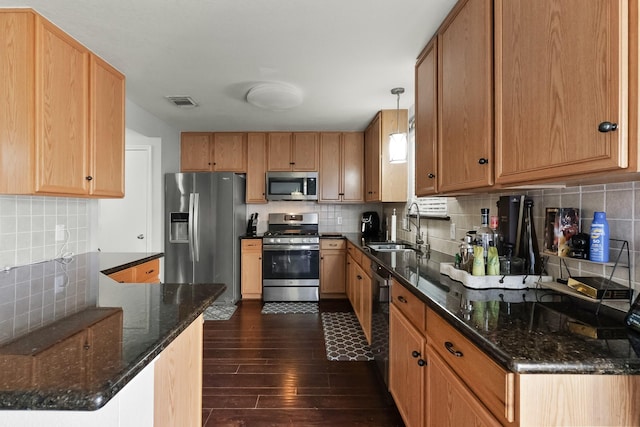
[
  {"xmin": 193, "ymin": 193, "xmax": 200, "ymax": 262},
  {"xmin": 303, "ymin": 178, "xmax": 307, "ymax": 196},
  {"xmin": 188, "ymin": 193, "xmax": 195, "ymax": 262}
]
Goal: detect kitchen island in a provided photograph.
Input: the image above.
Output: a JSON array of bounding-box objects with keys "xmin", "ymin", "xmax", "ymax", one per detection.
[
  {"xmin": 0, "ymin": 252, "xmax": 225, "ymax": 426},
  {"xmin": 343, "ymin": 234, "xmax": 640, "ymax": 425}
]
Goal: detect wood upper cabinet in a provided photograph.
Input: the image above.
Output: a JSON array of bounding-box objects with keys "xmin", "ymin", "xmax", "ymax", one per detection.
[
  {"xmin": 90, "ymin": 55, "xmax": 125, "ymax": 197},
  {"xmin": 246, "ymin": 133, "xmax": 267, "ymax": 203},
  {"xmin": 267, "ymin": 132, "xmax": 319, "ymax": 171},
  {"xmin": 241, "ymin": 239, "xmax": 262, "ymax": 299},
  {"xmin": 181, "ymin": 132, "xmax": 212, "ymax": 171},
  {"xmin": 319, "ymin": 132, "xmax": 364, "ymax": 203},
  {"xmin": 495, "ymin": 0, "xmax": 628, "ymax": 184},
  {"xmin": 437, "ymin": 0, "xmax": 493, "ymax": 193},
  {"xmin": 181, "ymin": 132, "xmax": 247, "ymax": 172},
  {"xmin": 0, "ymin": 9, "xmax": 125, "ymax": 198},
  {"xmin": 364, "ymin": 111, "xmax": 408, "ymax": 202},
  {"xmin": 415, "ymin": 37, "xmax": 438, "ymax": 196}
]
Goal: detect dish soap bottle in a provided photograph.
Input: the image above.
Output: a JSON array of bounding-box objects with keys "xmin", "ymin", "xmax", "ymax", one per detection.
[{"xmin": 589, "ymin": 211, "xmax": 609, "ymax": 263}]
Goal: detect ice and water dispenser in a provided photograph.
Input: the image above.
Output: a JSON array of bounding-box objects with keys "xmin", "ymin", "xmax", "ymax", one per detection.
[{"xmin": 169, "ymin": 212, "xmax": 189, "ymax": 243}]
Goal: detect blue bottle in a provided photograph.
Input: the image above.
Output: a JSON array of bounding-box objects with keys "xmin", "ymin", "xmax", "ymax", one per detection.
[{"xmin": 589, "ymin": 212, "xmax": 609, "ymax": 263}]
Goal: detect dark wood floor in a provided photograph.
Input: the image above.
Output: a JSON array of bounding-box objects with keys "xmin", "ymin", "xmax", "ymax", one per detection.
[{"xmin": 202, "ymin": 300, "xmax": 404, "ymax": 426}]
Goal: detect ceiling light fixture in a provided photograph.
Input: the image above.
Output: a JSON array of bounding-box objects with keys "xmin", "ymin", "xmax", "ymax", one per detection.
[
  {"xmin": 389, "ymin": 87, "xmax": 407, "ymax": 164},
  {"xmin": 246, "ymin": 82, "xmax": 303, "ymax": 111}
]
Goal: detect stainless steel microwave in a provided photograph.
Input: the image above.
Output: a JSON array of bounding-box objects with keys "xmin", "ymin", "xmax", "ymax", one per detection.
[{"xmin": 266, "ymin": 172, "xmax": 318, "ymax": 201}]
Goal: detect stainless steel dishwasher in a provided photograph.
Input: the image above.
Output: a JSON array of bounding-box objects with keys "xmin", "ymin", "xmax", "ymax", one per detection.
[{"xmin": 370, "ymin": 260, "xmax": 391, "ymax": 386}]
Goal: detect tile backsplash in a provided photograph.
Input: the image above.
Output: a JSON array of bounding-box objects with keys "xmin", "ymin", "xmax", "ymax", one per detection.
[
  {"xmin": 384, "ymin": 182, "xmax": 640, "ymax": 302},
  {"xmin": 0, "ymin": 196, "xmax": 90, "ymax": 269}
]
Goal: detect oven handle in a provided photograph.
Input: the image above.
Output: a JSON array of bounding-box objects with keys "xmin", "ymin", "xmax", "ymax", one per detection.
[{"xmin": 263, "ymin": 245, "xmax": 320, "ymax": 251}]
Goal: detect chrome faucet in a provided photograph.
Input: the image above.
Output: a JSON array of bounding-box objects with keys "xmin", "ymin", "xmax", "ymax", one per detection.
[{"xmin": 405, "ymin": 202, "xmax": 429, "ymax": 254}]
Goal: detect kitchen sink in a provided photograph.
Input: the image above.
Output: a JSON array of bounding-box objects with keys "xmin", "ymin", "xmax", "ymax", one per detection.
[{"xmin": 366, "ymin": 242, "xmax": 414, "ymax": 252}]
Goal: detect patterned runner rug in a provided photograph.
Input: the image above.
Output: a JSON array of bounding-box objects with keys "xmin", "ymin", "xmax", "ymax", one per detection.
[
  {"xmin": 261, "ymin": 302, "xmax": 319, "ymax": 314},
  {"xmin": 203, "ymin": 304, "xmax": 237, "ymax": 321},
  {"xmin": 321, "ymin": 312, "xmax": 374, "ymax": 361}
]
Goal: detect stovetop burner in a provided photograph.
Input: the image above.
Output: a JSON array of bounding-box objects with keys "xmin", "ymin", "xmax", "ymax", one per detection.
[{"xmin": 263, "ymin": 230, "xmax": 319, "ymax": 237}]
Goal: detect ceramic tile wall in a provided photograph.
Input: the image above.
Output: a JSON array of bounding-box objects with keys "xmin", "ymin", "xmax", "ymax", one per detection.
[
  {"xmin": 384, "ymin": 182, "xmax": 640, "ymax": 299},
  {"xmin": 0, "ymin": 196, "xmax": 90, "ymax": 270},
  {"xmin": 247, "ymin": 202, "xmax": 383, "ymax": 235}
]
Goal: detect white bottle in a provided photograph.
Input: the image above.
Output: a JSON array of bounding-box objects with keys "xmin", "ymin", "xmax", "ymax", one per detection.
[{"xmin": 391, "ymin": 209, "xmax": 397, "ymax": 242}]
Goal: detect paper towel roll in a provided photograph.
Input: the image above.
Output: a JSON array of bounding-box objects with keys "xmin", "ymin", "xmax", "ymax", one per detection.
[{"xmin": 391, "ymin": 210, "xmax": 397, "ymax": 242}]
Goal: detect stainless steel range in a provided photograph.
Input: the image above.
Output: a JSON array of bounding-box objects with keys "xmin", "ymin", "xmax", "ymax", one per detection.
[{"xmin": 262, "ymin": 213, "xmax": 320, "ymax": 302}]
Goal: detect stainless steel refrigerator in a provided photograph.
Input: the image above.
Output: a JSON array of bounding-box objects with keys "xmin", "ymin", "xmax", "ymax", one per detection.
[{"xmin": 164, "ymin": 172, "xmax": 246, "ymax": 305}]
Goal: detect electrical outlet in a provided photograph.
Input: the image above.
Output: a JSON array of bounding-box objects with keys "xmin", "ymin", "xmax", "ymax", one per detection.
[
  {"xmin": 55, "ymin": 224, "xmax": 65, "ymax": 241},
  {"xmin": 337, "ymin": 216, "xmax": 342, "ymax": 225},
  {"xmin": 450, "ymin": 223, "xmax": 456, "ymax": 240}
]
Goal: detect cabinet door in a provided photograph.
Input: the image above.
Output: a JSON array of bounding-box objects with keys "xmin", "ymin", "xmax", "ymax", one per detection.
[
  {"xmin": 0, "ymin": 11, "xmax": 35, "ymax": 194},
  {"xmin": 246, "ymin": 133, "xmax": 267, "ymax": 203},
  {"xmin": 319, "ymin": 132, "xmax": 342, "ymax": 202},
  {"xmin": 426, "ymin": 347, "xmax": 501, "ymax": 427},
  {"xmin": 389, "ymin": 304, "xmax": 426, "ymax": 427},
  {"xmin": 360, "ymin": 271, "xmax": 373, "ymax": 344},
  {"xmin": 181, "ymin": 132, "xmax": 213, "ymax": 171},
  {"xmin": 135, "ymin": 259, "xmax": 160, "ymax": 283},
  {"xmin": 364, "ymin": 115, "xmax": 381, "ymax": 202},
  {"xmin": 415, "ymin": 38, "xmax": 438, "ymax": 196},
  {"xmin": 89, "ymin": 55, "xmax": 125, "ymax": 197},
  {"xmin": 291, "ymin": 132, "xmax": 318, "ymax": 171},
  {"xmin": 241, "ymin": 240, "xmax": 262, "ymax": 299},
  {"xmin": 267, "ymin": 132, "xmax": 293, "ymax": 171},
  {"xmin": 495, "ymin": 0, "xmax": 627, "ymax": 184},
  {"xmin": 35, "ymin": 16, "xmax": 90, "ymax": 195},
  {"xmin": 437, "ymin": 0, "xmax": 493, "ymax": 193},
  {"xmin": 320, "ymin": 249, "xmax": 346, "ymax": 297},
  {"xmin": 341, "ymin": 132, "xmax": 364, "ymax": 202},
  {"xmin": 109, "ymin": 267, "xmax": 134, "ymax": 283},
  {"xmin": 213, "ymin": 133, "xmax": 247, "ymax": 172}
]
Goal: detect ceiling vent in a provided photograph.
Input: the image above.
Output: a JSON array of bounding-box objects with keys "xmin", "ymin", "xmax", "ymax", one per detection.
[{"xmin": 165, "ymin": 96, "xmax": 198, "ymax": 108}]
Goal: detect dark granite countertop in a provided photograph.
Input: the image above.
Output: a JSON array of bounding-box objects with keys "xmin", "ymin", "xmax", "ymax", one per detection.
[
  {"xmin": 0, "ymin": 252, "xmax": 225, "ymax": 410},
  {"xmin": 343, "ymin": 233, "xmax": 640, "ymax": 375}
]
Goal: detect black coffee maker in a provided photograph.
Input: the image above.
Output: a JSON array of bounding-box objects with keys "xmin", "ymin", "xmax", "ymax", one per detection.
[{"xmin": 361, "ymin": 211, "xmax": 380, "ymax": 238}]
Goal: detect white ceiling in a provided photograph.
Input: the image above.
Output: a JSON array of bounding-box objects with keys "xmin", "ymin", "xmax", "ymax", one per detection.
[{"xmin": 1, "ymin": 0, "xmax": 457, "ymax": 132}]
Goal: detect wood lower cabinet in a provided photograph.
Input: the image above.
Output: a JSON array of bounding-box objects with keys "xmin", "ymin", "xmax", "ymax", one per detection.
[
  {"xmin": 320, "ymin": 239, "xmax": 346, "ymax": 298},
  {"xmin": 345, "ymin": 246, "xmax": 373, "ymax": 343},
  {"xmin": 495, "ymin": 0, "xmax": 629, "ymax": 185},
  {"xmin": 246, "ymin": 133, "xmax": 267, "ymax": 203},
  {"xmin": 319, "ymin": 132, "xmax": 364, "ymax": 203},
  {"xmin": 364, "ymin": 110, "xmax": 408, "ymax": 202},
  {"xmin": 426, "ymin": 347, "xmax": 501, "ymax": 427},
  {"xmin": 415, "ymin": 37, "xmax": 438, "ymax": 196},
  {"xmin": 389, "ymin": 303, "xmax": 426, "ymax": 427},
  {"xmin": 154, "ymin": 314, "xmax": 203, "ymax": 427},
  {"xmin": 437, "ymin": 0, "xmax": 493, "ymax": 193},
  {"xmin": 180, "ymin": 132, "xmax": 247, "ymax": 172},
  {"xmin": 0, "ymin": 9, "xmax": 125, "ymax": 198},
  {"xmin": 241, "ymin": 239, "xmax": 262, "ymax": 299},
  {"xmin": 267, "ymin": 132, "xmax": 319, "ymax": 171},
  {"xmin": 107, "ymin": 258, "xmax": 160, "ymax": 283}
]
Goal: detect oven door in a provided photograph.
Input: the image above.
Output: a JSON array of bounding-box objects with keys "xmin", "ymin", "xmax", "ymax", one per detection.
[{"xmin": 262, "ymin": 245, "xmax": 320, "ymax": 284}]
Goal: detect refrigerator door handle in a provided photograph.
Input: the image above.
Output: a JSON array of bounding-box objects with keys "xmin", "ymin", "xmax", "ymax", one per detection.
[
  {"xmin": 188, "ymin": 193, "xmax": 195, "ymax": 262},
  {"xmin": 193, "ymin": 192, "xmax": 200, "ymax": 262}
]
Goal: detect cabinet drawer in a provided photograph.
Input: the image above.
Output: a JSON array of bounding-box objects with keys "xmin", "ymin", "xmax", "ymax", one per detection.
[
  {"xmin": 242, "ymin": 239, "xmax": 262, "ymax": 252},
  {"xmin": 346, "ymin": 242, "xmax": 363, "ymax": 266},
  {"xmin": 109, "ymin": 268, "xmax": 134, "ymax": 283},
  {"xmin": 134, "ymin": 259, "xmax": 160, "ymax": 283},
  {"xmin": 426, "ymin": 309, "xmax": 515, "ymax": 424},
  {"xmin": 391, "ymin": 279, "xmax": 425, "ymax": 330},
  {"xmin": 320, "ymin": 239, "xmax": 346, "ymax": 250}
]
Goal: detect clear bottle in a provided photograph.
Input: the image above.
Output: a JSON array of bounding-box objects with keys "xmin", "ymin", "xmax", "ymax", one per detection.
[
  {"xmin": 518, "ymin": 199, "xmax": 542, "ymax": 275},
  {"xmin": 490, "ymin": 215, "xmax": 504, "ymax": 256},
  {"xmin": 459, "ymin": 235, "xmax": 475, "ymax": 273},
  {"xmin": 476, "ymin": 208, "xmax": 494, "ymax": 269}
]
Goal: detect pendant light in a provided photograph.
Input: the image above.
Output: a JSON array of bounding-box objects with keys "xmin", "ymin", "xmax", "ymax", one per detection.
[{"xmin": 389, "ymin": 87, "xmax": 407, "ymax": 163}]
